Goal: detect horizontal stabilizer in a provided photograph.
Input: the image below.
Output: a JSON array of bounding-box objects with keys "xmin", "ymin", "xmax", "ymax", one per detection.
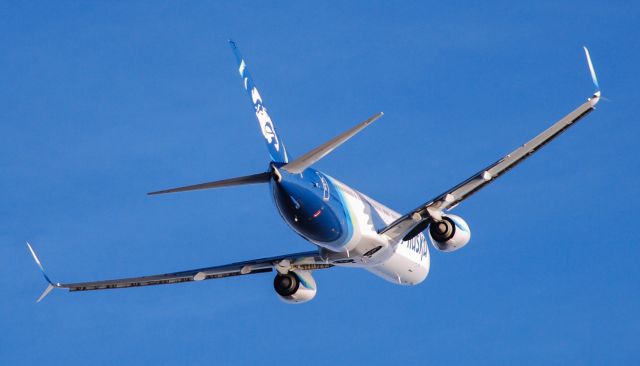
[
  {"xmin": 282, "ymin": 112, "xmax": 383, "ymax": 174},
  {"xmin": 148, "ymin": 172, "xmax": 271, "ymax": 195}
]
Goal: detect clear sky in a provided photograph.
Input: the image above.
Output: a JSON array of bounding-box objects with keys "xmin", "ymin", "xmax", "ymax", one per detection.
[{"xmin": 1, "ymin": 1, "xmax": 639, "ymax": 365}]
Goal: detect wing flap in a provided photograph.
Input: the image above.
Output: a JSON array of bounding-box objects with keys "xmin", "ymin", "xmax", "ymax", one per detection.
[
  {"xmin": 58, "ymin": 251, "xmax": 329, "ymax": 293},
  {"xmin": 64, "ymin": 268, "xmax": 274, "ymax": 292}
]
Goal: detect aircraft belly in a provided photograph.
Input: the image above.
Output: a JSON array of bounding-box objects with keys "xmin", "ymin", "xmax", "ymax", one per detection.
[
  {"xmin": 313, "ymin": 176, "xmax": 430, "ymax": 284},
  {"xmin": 365, "ymin": 241, "xmax": 430, "ymax": 285}
]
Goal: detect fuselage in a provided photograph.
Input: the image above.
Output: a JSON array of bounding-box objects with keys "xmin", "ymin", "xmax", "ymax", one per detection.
[{"xmin": 270, "ymin": 165, "xmax": 430, "ymax": 285}]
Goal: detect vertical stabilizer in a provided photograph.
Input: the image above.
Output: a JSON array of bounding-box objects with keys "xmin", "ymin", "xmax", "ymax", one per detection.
[{"xmin": 229, "ymin": 40, "xmax": 289, "ymax": 163}]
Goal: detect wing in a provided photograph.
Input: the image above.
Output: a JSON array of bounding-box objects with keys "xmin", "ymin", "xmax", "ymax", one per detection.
[
  {"xmin": 27, "ymin": 243, "xmax": 331, "ymax": 301},
  {"xmin": 381, "ymin": 49, "xmax": 602, "ymax": 242}
]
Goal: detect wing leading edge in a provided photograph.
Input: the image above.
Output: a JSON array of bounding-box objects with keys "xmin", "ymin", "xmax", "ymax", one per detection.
[
  {"xmin": 26, "ymin": 243, "xmax": 331, "ymax": 300},
  {"xmin": 380, "ymin": 48, "xmax": 602, "ymax": 242}
]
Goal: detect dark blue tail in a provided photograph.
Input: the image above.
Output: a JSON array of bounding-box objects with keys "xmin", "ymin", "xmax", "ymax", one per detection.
[{"xmin": 229, "ymin": 40, "xmax": 289, "ymax": 163}]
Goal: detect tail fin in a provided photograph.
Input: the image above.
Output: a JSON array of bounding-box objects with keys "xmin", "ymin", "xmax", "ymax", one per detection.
[{"xmin": 229, "ymin": 40, "xmax": 289, "ymax": 163}]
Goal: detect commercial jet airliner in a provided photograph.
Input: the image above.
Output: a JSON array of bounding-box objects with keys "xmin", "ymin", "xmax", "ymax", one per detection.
[{"xmin": 27, "ymin": 42, "xmax": 602, "ymax": 303}]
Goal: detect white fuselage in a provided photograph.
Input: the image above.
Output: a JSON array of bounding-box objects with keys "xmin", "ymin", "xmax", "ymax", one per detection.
[{"xmin": 322, "ymin": 176, "xmax": 430, "ymax": 285}]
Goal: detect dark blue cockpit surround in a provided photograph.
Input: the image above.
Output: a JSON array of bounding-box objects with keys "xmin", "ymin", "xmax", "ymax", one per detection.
[{"xmin": 270, "ymin": 166, "xmax": 352, "ymax": 248}]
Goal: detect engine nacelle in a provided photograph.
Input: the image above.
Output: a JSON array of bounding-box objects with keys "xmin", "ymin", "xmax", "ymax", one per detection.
[
  {"xmin": 273, "ymin": 270, "xmax": 317, "ymax": 304},
  {"xmin": 428, "ymin": 214, "xmax": 471, "ymax": 252}
]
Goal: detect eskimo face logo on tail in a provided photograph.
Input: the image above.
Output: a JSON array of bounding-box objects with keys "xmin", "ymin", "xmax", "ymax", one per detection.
[{"xmin": 251, "ymin": 87, "xmax": 280, "ymax": 151}]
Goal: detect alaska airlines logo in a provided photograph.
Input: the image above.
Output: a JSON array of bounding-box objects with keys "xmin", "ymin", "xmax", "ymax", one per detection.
[
  {"xmin": 239, "ymin": 58, "xmax": 280, "ymax": 152},
  {"xmin": 405, "ymin": 234, "xmax": 428, "ymax": 261},
  {"xmin": 238, "ymin": 60, "xmax": 246, "ymax": 77},
  {"xmin": 251, "ymin": 87, "xmax": 280, "ymax": 151}
]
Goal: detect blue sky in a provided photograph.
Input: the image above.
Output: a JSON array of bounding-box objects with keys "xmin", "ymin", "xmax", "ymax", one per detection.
[{"xmin": 1, "ymin": 1, "xmax": 639, "ymax": 364}]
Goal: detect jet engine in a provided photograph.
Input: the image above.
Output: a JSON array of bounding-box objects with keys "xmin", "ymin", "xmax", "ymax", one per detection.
[
  {"xmin": 273, "ymin": 270, "xmax": 317, "ymax": 304},
  {"xmin": 428, "ymin": 214, "xmax": 471, "ymax": 252}
]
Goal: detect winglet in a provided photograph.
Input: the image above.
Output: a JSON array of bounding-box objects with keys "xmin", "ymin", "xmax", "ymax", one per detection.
[
  {"xmin": 37, "ymin": 284, "xmax": 55, "ymax": 303},
  {"xmin": 26, "ymin": 242, "xmax": 59, "ymax": 302},
  {"xmin": 583, "ymin": 46, "xmax": 600, "ymax": 93}
]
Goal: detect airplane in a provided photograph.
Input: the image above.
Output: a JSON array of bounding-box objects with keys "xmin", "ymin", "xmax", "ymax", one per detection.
[{"xmin": 27, "ymin": 42, "xmax": 602, "ymax": 304}]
